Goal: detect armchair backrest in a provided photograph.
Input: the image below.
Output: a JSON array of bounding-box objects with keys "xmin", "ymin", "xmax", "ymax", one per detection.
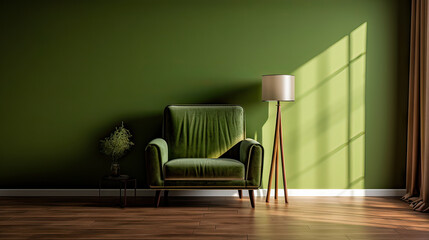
[{"xmin": 163, "ymin": 105, "xmax": 245, "ymax": 160}]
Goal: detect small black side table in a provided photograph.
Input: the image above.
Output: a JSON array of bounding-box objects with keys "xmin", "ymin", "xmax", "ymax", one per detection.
[{"xmin": 99, "ymin": 175, "xmax": 137, "ymax": 207}]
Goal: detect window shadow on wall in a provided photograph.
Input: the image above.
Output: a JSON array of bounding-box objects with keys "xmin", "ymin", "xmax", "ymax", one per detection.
[{"xmin": 262, "ymin": 23, "xmax": 367, "ymax": 189}]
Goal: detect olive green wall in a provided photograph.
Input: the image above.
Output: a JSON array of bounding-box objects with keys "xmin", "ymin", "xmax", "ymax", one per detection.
[{"xmin": 0, "ymin": 0, "xmax": 409, "ymax": 189}]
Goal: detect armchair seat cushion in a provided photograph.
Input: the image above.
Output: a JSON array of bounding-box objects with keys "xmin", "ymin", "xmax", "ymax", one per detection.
[{"xmin": 164, "ymin": 158, "xmax": 245, "ymax": 180}]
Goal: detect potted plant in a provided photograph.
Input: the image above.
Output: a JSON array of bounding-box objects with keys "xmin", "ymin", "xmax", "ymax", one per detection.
[{"xmin": 100, "ymin": 122, "xmax": 134, "ymax": 177}]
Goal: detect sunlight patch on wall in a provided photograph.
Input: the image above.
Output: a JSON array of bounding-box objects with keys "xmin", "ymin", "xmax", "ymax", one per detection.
[
  {"xmin": 262, "ymin": 23, "xmax": 367, "ymax": 189},
  {"xmin": 349, "ymin": 23, "xmax": 366, "ymax": 188}
]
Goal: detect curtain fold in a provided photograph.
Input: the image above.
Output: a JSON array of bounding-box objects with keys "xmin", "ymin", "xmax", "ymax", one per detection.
[{"xmin": 402, "ymin": 0, "xmax": 429, "ymax": 212}]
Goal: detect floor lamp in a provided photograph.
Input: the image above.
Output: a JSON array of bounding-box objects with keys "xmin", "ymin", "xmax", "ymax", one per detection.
[{"xmin": 262, "ymin": 74, "xmax": 295, "ymax": 203}]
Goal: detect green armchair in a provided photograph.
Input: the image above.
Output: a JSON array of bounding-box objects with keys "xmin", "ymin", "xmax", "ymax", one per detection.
[{"xmin": 145, "ymin": 105, "xmax": 264, "ymax": 208}]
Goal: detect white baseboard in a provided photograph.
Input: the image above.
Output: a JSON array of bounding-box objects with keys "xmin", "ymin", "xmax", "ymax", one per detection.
[
  {"xmin": 0, "ymin": 189, "xmax": 405, "ymax": 197},
  {"xmin": 285, "ymin": 189, "xmax": 406, "ymax": 197}
]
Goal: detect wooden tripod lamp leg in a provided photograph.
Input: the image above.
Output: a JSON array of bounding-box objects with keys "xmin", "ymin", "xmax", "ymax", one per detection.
[
  {"xmin": 279, "ymin": 107, "xmax": 288, "ymax": 203},
  {"xmin": 266, "ymin": 135, "xmax": 278, "ymax": 202},
  {"xmin": 275, "ymin": 145, "xmax": 279, "ymax": 200}
]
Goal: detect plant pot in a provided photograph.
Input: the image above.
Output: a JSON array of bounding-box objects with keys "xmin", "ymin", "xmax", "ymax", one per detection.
[{"xmin": 110, "ymin": 162, "xmax": 120, "ymax": 177}]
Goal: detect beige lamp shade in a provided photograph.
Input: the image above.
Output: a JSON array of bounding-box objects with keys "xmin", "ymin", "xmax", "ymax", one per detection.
[{"xmin": 262, "ymin": 75, "xmax": 295, "ymax": 101}]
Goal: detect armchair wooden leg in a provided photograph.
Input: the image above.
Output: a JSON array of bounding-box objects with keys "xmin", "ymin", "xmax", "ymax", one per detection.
[
  {"xmin": 249, "ymin": 190, "xmax": 255, "ymax": 208},
  {"xmin": 238, "ymin": 190, "xmax": 242, "ymax": 199},
  {"xmin": 154, "ymin": 190, "xmax": 162, "ymax": 208}
]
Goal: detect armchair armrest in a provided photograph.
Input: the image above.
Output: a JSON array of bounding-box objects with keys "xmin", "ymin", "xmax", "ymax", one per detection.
[
  {"xmin": 240, "ymin": 138, "xmax": 264, "ymax": 188},
  {"xmin": 145, "ymin": 138, "xmax": 168, "ymax": 188}
]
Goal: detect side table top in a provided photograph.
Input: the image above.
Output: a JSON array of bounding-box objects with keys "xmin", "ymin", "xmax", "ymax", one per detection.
[{"xmin": 102, "ymin": 175, "xmax": 135, "ymax": 181}]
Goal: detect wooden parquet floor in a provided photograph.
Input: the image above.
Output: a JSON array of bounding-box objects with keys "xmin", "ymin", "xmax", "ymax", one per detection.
[{"xmin": 0, "ymin": 196, "xmax": 429, "ymax": 239}]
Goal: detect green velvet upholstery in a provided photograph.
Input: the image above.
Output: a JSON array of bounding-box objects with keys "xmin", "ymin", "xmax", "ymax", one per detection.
[
  {"xmin": 145, "ymin": 105, "xmax": 264, "ymax": 191},
  {"xmin": 164, "ymin": 158, "xmax": 245, "ymax": 180},
  {"xmin": 145, "ymin": 138, "xmax": 168, "ymax": 188},
  {"xmin": 241, "ymin": 139, "xmax": 264, "ymax": 187},
  {"xmin": 164, "ymin": 105, "xmax": 245, "ymax": 159},
  {"xmin": 163, "ymin": 180, "xmax": 246, "ymax": 188}
]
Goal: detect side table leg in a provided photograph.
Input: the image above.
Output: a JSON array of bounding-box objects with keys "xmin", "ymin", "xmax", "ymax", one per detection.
[
  {"xmin": 124, "ymin": 181, "xmax": 127, "ymax": 207},
  {"xmin": 119, "ymin": 181, "xmax": 122, "ymax": 207},
  {"xmin": 134, "ymin": 179, "xmax": 137, "ymax": 202},
  {"xmin": 98, "ymin": 180, "xmax": 101, "ymax": 203}
]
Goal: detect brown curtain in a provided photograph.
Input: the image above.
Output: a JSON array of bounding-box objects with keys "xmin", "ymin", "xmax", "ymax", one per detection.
[{"xmin": 402, "ymin": 0, "xmax": 429, "ymax": 212}]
